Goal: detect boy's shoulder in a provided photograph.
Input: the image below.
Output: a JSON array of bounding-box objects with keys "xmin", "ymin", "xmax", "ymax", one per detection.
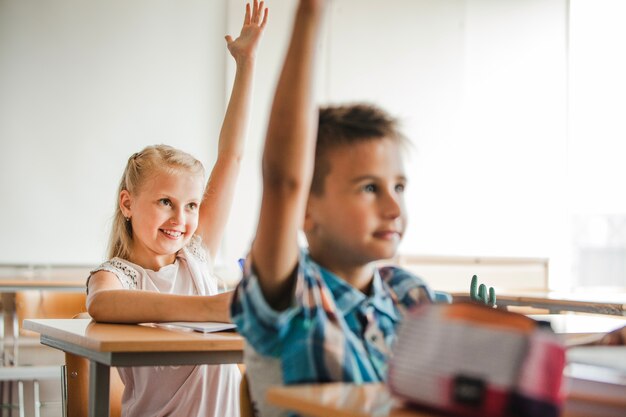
[{"xmin": 378, "ymin": 264, "xmax": 435, "ymax": 306}]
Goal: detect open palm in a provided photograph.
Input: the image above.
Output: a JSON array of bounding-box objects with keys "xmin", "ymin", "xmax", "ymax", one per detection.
[{"xmin": 225, "ymin": 0, "xmax": 269, "ymax": 62}]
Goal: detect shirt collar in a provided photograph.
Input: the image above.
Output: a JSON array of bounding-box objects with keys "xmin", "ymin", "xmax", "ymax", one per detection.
[{"xmin": 315, "ymin": 262, "xmax": 399, "ymax": 322}]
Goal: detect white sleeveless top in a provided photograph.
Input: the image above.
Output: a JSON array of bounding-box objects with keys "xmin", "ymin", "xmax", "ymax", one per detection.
[{"xmin": 91, "ymin": 237, "xmax": 241, "ymax": 417}]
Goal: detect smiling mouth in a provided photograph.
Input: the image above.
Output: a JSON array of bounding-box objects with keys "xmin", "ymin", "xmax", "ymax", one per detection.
[{"xmin": 160, "ymin": 229, "xmax": 184, "ymax": 239}]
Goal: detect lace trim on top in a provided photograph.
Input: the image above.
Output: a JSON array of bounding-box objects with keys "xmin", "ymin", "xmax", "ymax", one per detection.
[
  {"xmin": 89, "ymin": 259, "xmax": 139, "ymax": 290},
  {"xmin": 87, "ymin": 235, "xmax": 207, "ymax": 292},
  {"xmin": 186, "ymin": 235, "xmax": 207, "ymax": 263}
]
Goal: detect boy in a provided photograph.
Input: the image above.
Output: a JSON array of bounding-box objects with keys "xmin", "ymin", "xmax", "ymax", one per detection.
[{"xmin": 231, "ymin": 1, "xmax": 435, "ymax": 415}]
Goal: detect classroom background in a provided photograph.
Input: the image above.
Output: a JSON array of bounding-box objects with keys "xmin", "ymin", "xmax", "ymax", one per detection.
[{"xmin": 2, "ymin": 0, "xmax": 626, "ymax": 291}]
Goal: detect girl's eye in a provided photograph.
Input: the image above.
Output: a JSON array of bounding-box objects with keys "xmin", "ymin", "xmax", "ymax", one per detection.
[
  {"xmin": 395, "ymin": 183, "xmax": 406, "ymax": 193},
  {"xmin": 158, "ymin": 198, "xmax": 172, "ymax": 207},
  {"xmin": 187, "ymin": 203, "xmax": 198, "ymax": 210},
  {"xmin": 363, "ymin": 184, "xmax": 377, "ymax": 193}
]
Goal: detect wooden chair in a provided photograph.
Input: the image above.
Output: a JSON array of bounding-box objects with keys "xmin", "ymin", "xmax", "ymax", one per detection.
[
  {"xmin": 64, "ymin": 313, "xmax": 124, "ymax": 417},
  {"xmin": 0, "ymin": 291, "xmax": 88, "ymax": 417},
  {"xmin": 238, "ymin": 365, "xmax": 254, "ymax": 417}
]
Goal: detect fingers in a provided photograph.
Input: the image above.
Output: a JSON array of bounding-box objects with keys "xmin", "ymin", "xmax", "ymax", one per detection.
[
  {"xmin": 252, "ymin": 0, "xmax": 258, "ymax": 21},
  {"xmin": 244, "ymin": 3, "xmax": 251, "ymax": 25},
  {"xmin": 260, "ymin": 6, "xmax": 269, "ymax": 28},
  {"xmin": 224, "ymin": 35, "xmax": 234, "ymax": 44},
  {"xmin": 246, "ymin": 0, "xmax": 267, "ymax": 27}
]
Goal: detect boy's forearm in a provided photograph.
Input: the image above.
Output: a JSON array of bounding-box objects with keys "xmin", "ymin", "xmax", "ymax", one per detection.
[
  {"xmin": 87, "ymin": 290, "xmax": 233, "ymax": 324},
  {"xmin": 262, "ymin": 4, "xmax": 325, "ymax": 185}
]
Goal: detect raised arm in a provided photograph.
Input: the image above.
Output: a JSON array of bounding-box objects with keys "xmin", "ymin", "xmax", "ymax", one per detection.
[
  {"xmin": 251, "ymin": 0, "xmax": 327, "ymax": 307},
  {"xmin": 196, "ymin": 0, "xmax": 268, "ymax": 259}
]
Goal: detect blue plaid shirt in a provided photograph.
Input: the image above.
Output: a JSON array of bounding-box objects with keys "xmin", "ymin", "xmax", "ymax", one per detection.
[{"xmin": 231, "ymin": 251, "xmax": 434, "ymax": 385}]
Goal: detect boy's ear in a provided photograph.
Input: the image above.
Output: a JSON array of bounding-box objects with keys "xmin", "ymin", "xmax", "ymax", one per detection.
[
  {"xmin": 119, "ymin": 190, "xmax": 133, "ymax": 218},
  {"xmin": 303, "ymin": 198, "xmax": 315, "ymax": 233}
]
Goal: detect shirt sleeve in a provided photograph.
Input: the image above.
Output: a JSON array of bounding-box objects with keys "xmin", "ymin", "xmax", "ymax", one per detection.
[
  {"xmin": 87, "ymin": 259, "xmax": 139, "ymax": 293},
  {"xmin": 381, "ymin": 266, "xmax": 435, "ymax": 307},
  {"xmin": 230, "ymin": 255, "xmax": 302, "ymax": 358}
]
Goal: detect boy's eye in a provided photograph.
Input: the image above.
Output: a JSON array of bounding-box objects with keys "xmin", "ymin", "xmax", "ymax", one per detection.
[
  {"xmin": 187, "ymin": 202, "xmax": 198, "ymax": 210},
  {"xmin": 158, "ymin": 198, "xmax": 172, "ymax": 207},
  {"xmin": 362, "ymin": 184, "xmax": 377, "ymax": 193},
  {"xmin": 395, "ymin": 183, "xmax": 406, "ymax": 193}
]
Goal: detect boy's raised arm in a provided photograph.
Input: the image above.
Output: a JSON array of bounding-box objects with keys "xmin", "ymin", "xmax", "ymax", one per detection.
[
  {"xmin": 197, "ymin": 0, "xmax": 268, "ymax": 259},
  {"xmin": 251, "ymin": 0, "xmax": 327, "ymax": 306}
]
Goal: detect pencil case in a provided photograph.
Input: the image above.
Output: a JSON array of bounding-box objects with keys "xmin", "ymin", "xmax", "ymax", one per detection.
[{"xmin": 387, "ymin": 303, "xmax": 566, "ymax": 417}]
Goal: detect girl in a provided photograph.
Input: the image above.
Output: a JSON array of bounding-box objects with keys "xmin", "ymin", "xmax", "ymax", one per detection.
[{"xmin": 86, "ymin": 2, "xmax": 268, "ymax": 416}]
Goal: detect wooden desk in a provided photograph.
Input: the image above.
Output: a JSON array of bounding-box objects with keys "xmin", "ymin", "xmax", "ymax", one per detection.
[
  {"xmin": 528, "ymin": 313, "xmax": 626, "ymax": 337},
  {"xmin": 451, "ymin": 292, "xmax": 626, "ymax": 316},
  {"xmin": 24, "ymin": 318, "xmax": 244, "ymax": 417},
  {"xmin": 267, "ymin": 382, "xmax": 626, "ymax": 417}
]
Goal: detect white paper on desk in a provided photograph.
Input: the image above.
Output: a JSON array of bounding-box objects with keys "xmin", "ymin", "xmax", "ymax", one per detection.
[
  {"xmin": 567, "ymin": 346, "xmax": 626, "ymax": 372},
  {"xmin": 156, "ymin": 322, "xmax": 236, "ymax": 333}
]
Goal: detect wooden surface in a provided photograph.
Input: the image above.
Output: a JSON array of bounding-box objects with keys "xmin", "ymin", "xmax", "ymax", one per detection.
[
  {"xmin": 0, "ymin": 278, "xmax": 86, "ymax": 292},
  {"xmin": 528, "ymin": 313, "xmax": 626, "ymax": 336},
  {"xmin": 452, "ymin": 292, "xmax": 626, "ymax": 316},
  {"xmin": 23, "ymin": 318, "xmax": 244, "ymax": 353},
  {"xmin": 267, "ymin": 382, "xmax": 625, "ymax": 417}
]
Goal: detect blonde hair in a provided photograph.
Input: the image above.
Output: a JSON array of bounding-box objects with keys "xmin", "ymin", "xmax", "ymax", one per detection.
[{"xmin": 108, "ymin": 145, "xmax": 205, "ymax": 260}]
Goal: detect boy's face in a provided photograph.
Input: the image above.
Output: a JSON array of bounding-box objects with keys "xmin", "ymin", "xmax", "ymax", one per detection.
[
  {"xmin": 305, "ymin": 137, "xmax": 407, "ymax": 267},
  {"xmin": 120, "ymin": 169, "xmax": 204, "ymax": 268}
]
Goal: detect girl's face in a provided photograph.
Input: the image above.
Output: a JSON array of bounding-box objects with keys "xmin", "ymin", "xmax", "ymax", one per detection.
[{"xmin": 120, "ymin": 168, "xmax": 204, "ymax": 270}]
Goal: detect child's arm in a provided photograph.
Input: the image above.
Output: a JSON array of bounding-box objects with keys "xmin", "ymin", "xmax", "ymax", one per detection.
[
  {"xmin": 196, "ymin": 0, "xmax": 268, "ymax": 259},
  {"xmin": 251, "ymin": 0, "xmax": 327, "ymax": 308},
  {"xmin": 86, "ymin": 271, "xmax": 232, "ymax": 323}
]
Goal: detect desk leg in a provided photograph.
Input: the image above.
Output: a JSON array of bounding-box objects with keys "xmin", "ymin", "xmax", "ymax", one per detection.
[{"xmin": 89, "ymin": 361, "xmax": 110, "ymax": 417}]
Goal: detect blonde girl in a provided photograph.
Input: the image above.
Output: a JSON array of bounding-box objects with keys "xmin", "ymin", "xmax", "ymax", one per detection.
[{"xmin": 86, "ymin": 2, "xmax": 268, "ymax": 416}]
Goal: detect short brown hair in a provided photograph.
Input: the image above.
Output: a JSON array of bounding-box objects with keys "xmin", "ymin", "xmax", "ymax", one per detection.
[{"xmin": 311, "ymin": 103, "xmax": 407, "ymax": 195}]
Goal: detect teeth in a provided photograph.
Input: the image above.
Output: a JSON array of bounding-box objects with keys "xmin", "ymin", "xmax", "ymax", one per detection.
[{"xmin": 162, "ymin": 229, "xmax": 183, "ymax": 237}]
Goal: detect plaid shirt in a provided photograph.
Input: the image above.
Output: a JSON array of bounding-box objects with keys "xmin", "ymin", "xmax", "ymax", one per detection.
[{"xmin": 231, "ymin": 251, "xmax": 434, "ymax": 385}]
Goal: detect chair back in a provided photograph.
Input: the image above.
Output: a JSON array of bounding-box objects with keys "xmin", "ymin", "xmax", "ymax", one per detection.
[{"xmin": 15, "ymin": 291, "xmax": 88, "ymax": 337}]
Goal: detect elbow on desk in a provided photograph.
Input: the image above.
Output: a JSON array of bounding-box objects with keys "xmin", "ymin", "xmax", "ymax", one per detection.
[{"xmin": 86, "ymin": 290, "xmax": 113, "ymax": 323}]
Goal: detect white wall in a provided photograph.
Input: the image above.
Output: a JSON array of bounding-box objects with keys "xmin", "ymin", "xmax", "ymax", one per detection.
[
  {"xmin": 1, "ymin": 1, "xmax": 574, "ymax": 290},
  {"xmin": 0, "ymin": 0, "xmax": 227, "ymax": 264}
]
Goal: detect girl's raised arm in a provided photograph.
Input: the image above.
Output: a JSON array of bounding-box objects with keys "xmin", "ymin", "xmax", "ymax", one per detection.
[{"xmin": 196, "ymin": 0, "xmax": 268, "ymax": 259}]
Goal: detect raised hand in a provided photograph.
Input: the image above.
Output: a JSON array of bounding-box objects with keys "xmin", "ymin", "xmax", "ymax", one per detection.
[
  {"xmin": 470, "ymin": 275, "xmax": 496, "ymax": 307},
  {"xmin": 225, "ymin": 0, "xmax": 269, "ymax": 63}
]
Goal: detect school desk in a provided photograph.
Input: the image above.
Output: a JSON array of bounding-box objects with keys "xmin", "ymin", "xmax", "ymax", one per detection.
[
  {"xmin": 23, "ymin": 318, "xmax": 244, "ymax": 417},
  {"xmin": 451, "ymin": 291, "xmax": 626, "ymax": 316},
  {"xmin": 266, "ymin": 381, "xmax": 625, "ymax": 417}
]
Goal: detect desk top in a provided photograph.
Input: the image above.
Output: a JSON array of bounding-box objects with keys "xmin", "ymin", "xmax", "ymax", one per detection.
[
  {"xmin": 267, "ymin": 382, "xmax": 624, "ymax": 417},
  {"xmin": 451, "ymin": 291, "xmax": 626, "ymax": 316},
  {"xmin": 23, "ymin": 318, "xmax": 243, "ymax": 353},
  {"xmin": 528, "ymin": 313, "xmax": 626, "ymax": 336},
  {"xmin": 0, "ymin": 279, "xmax": 86, "ymax": 292}
]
